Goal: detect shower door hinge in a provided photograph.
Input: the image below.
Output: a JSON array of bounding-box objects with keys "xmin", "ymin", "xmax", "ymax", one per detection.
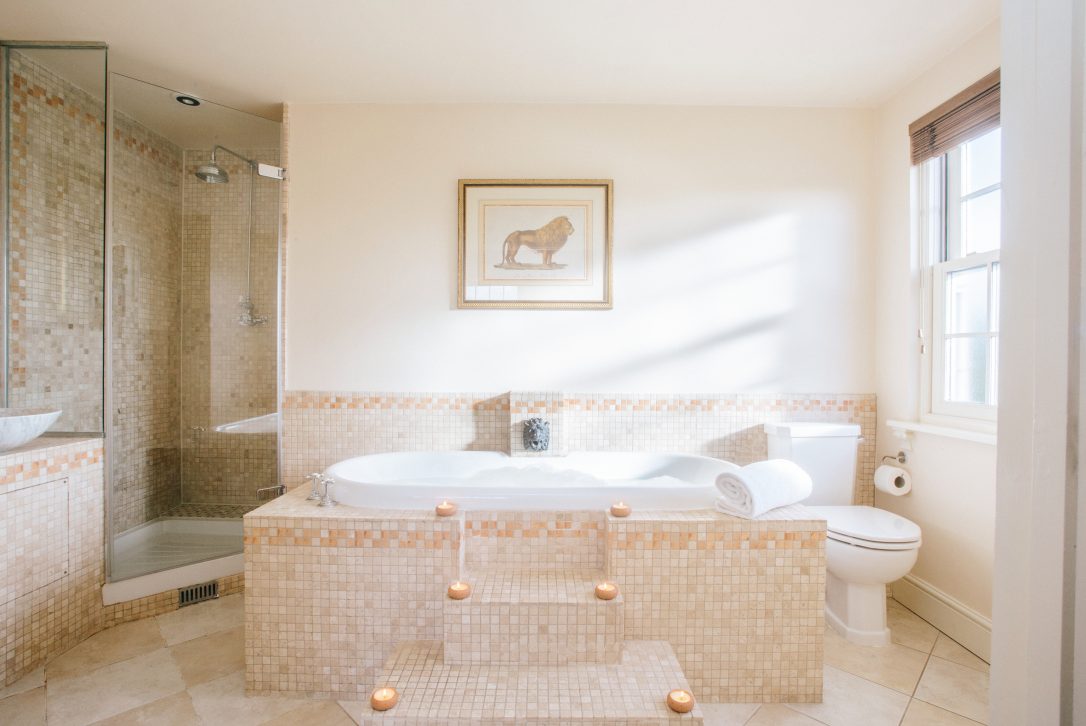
[{"xmin": 256, "ymin": 163, "xmax": 286, "ymax": 181}]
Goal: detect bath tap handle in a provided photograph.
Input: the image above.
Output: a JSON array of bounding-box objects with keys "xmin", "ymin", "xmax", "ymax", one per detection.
[
  {"xmin": 304, "ymin": 472, "xmax": 322, "ymax": 501},
  {"xmin": 318, "ymin": 475, "xmax": 337, "ymax": 508}
]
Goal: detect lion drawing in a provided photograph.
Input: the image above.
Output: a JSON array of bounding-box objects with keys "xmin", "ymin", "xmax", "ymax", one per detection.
[{"xmin": 499, "ymin": 216, "xmax": 574, "ymax": 268}]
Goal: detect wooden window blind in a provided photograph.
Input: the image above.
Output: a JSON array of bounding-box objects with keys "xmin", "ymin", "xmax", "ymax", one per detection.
[{"xmin": 909, "ymin": 69, "xmax": 1000, "ymax": 165}]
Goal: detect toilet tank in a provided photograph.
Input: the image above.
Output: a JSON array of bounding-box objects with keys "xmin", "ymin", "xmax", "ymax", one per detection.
[{"xmin": 763, "ymin": 422, "xmax": 861, "ymax": 505}]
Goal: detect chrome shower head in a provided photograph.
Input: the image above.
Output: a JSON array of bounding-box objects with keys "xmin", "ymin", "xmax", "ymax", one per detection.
[{"xmin": 195, "ymin": 162, "xmax": 228, "ymax": 184}]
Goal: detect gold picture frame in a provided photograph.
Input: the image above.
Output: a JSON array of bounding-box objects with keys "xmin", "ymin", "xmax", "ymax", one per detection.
[{"xmin": 457, "ymin": 179, "xmax": 613, "ymax": 309}]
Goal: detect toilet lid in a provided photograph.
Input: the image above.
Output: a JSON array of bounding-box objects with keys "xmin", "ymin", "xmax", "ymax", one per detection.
[{"xmin": 806, "ymin": 505, "xmax": 921, "ymax": 545}]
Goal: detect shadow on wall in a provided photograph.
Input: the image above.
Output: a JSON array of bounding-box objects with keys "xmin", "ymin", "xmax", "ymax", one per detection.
[
  {"xmin": 563, "ymin": 212, "xmax": 800, "ymax": 391},
  {"xmin": 468, "ymin": 394, "xmax": 511, "ymax": 453},
  {"xmin": 704, "ymin": 425, "xmax": 769, "ymax": 466}
]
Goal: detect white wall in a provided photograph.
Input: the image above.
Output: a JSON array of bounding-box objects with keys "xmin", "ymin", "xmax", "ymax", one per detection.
[
  {"xmin": 284, "ymin": 104, "xmax": 876, "ymax": 393},
  {"xmin": 872, "ymin": 22, "xmax": 1000, "ymax": 637}
]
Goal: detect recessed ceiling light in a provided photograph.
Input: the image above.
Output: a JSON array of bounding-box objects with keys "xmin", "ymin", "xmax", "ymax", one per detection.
[{"xmin": 175, "ymin": 94, "xmax": 201, "ymax": 107}]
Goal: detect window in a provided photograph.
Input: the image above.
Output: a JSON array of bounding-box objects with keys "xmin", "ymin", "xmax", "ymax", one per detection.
[
  {"xmin": 909, "ymin": 70, "xmax": 1000, "ymax": 424},
  {"xmin": 918, "ymin": 126, "xmax": 1001, "ymax": 422}
]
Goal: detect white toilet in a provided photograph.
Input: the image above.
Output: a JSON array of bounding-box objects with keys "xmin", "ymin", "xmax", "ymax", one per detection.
[{"xmin": 765, "ymin": 422, "xmax": 921, "ymax": 646}]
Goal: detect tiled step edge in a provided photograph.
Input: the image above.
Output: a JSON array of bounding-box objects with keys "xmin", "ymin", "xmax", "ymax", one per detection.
[{"xmin": 357, "ymin": 639, "xmax": 702, "ymax": 725}]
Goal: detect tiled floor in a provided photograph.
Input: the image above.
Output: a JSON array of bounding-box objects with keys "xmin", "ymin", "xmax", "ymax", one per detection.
[{"xmin": 0, "ymin": 595, "xmax": 987, "ymax": 725}]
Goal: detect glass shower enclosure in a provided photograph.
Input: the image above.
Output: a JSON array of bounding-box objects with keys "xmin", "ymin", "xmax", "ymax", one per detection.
[
  {"xmin": 107, "ymin": 75, "xmax": 282, "ymax": 580},
  {"xmin": 2, "ymin": 42, "xmax": 282, "ymax": 584}
]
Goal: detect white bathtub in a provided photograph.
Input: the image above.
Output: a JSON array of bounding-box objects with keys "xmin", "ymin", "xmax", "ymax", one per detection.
[{"xmin": 324, "ymin": 451, "xmax": 738, "ymax": 511}]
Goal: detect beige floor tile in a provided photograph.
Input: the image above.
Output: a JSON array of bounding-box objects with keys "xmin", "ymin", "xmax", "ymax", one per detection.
[
  {"xmin": 0, "ymin": 686, "xmax": 46, "ymax": 725},
  {"xmin": 46, "ymin": 649, "xmax": 185, "ymax": 726},
  {"xmin": 168, "ymin": 626, "xmax": 245, "ymax": 687},
  {"xmin": 747, "ymin": 704, "xmax": 826, "ymax": 725},
  {"xmin": 337, "ymin": 700, "xmax": 363, "ymax": 725},
  {"xmin": 0, "ymin": 665, "xmax": 44, "ymax": 699},
  {"xmin": 261, "ymin": 700, "xmax": 355, "ymax": 725},
  {"xmin": 187, "ymin": 670, "xmax": 312, "ymax": 726},
  {"xmin": 915, "ymin": 655, "xmax": 989, "ymax": 724},
  {"xmin": 47, "ymin": 618, "xmax": 166, "ymax": 683},
  {"xmin": 91, "ymin": 691, "xmax": 200, "ymax": 725},
  {"xmin": 932, "ymin": 634, "xmax": 990, "ymax": 673},
  {"xmin": 700, "ymin": 702, "xmax": 762, "ymax": 725},
  {"xmin": 156, "ymin": 594, "xmax": 244, "ymax": 647},
  {"xmin": 788, "ymin": 665, "xmax": 910, "ymax": 726},
  {"xmin": 887, "ymin": 599, "xmax": 939, "ymax": 653},
  {"xmin": 823, "ymin": 626, "xmax": 930, "ymax": 694},
  {"xmin": 902, "ymin": 698, "xmax": 985, "ymax": 725}
]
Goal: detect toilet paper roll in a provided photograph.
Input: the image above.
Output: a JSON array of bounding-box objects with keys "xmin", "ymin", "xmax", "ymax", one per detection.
[{"xmin": 874, "ymin": 465, "xmax": 912, "ymax": 496}]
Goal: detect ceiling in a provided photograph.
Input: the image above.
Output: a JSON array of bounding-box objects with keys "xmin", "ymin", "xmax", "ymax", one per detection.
[{"xmin": 1, "ymin": 0, "xmax": 999, "ymax": 119}]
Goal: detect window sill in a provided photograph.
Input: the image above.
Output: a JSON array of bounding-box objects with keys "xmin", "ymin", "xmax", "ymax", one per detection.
[{"xmin": 886, "ymin": 418, "xmax": 997, "ymax": 447}]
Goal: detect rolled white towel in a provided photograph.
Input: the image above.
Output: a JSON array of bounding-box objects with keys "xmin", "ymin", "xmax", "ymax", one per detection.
[{"xmin": 715, "ymin": 459, "xmax": 813, "ymax": 519}]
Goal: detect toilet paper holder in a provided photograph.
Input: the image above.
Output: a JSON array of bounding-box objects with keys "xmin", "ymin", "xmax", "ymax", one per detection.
[{"xmin": 882, "ymin": 451, "xmax": 908, "ymax": 465}]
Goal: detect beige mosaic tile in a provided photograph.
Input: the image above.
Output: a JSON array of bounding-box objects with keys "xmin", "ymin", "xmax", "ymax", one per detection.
[
  {"xmin": 0, "ymin": 438, "xmax": 105, "ymax": 689},
  {"xmin": 464, "ymin": 511, "xmax": 606, "ymax": 571},
  {"xmin": 5, "ymin": 51, "xmax": 105, "ymax": 433},
  {"xmin": 359, "ymin": 639, "xmax": 703, "ymax": 725},
  {"xmin": 245, "ymin": 489, "xmax": 825, "ymax": 704},
  {"xmin": 180, "ymin": 146, "xmax": 280, "ymax": 506},
  {"xmin": 110, "ymin": 107, "xmax": 184, "ymax": 533},
  {"xmin": 443, "ymin": 569, "xmax": 623, "ymax": 665}
]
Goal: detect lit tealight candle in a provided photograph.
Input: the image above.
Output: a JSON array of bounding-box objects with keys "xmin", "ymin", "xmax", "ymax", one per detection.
[
  {"xmin": 610, "ymin": 501, "xmax": 631, "ymax": 517},
  {"xmin": 435, "ymin": 500, "xmax": 458, "ymax": 517},
  {"xmin": 594, "ymin": 581, "xmax": 618, "ymax": 600},
  {"xmin": 447, "ymin": 581, "xmax": 472, "ymax": 600},
  {"xmin": 370, "ymin": 686, "xmax": 399, "ymax": 711},
  {"xmin": 666, "ymin": 689, "xmax": 695, "ymax": 714}
]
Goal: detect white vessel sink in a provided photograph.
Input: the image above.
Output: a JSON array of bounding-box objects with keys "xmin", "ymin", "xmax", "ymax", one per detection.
[{"xmin": 0, "ymin": 408, "xmax": 62, "ymax": 451}]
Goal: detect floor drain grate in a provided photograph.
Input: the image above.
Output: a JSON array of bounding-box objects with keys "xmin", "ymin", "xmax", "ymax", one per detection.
[{"xmin": 178, "ymin": 580, "xmax": 219, "ymax": 607}]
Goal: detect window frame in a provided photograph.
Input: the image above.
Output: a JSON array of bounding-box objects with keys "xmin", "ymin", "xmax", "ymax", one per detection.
[{"xmin": 918, "ymin": 135, "xmax": 1001, "ymax": 427}]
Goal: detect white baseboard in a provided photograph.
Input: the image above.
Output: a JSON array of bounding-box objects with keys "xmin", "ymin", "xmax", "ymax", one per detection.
[
  {"xmin": 891, "ymin": 574, "xmax": 991, "ymax": 662},
  {"xmin": 102, "ymin": 554, "xmax": 244, "ymax": 606}
]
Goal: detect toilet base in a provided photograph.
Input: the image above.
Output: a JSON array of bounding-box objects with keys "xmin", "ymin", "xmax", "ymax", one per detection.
[{"xmin": 824, "ymin": 571, "xmax": 891, "ymax": 646}]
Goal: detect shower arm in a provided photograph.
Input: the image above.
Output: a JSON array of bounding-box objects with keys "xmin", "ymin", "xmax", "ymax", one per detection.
[
  {"xmin": 211, "ymin": 145, "xmax": 285, "ymax": 180},
  {"xmin": 210, "ymin": 144, "xmax": 256, "ymax": 168}
]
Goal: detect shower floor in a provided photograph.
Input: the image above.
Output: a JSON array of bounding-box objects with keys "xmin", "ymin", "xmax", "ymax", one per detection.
[
  {"xmin": 112, "ymin": 515, "xmax": 246, "ymax": 581},
  {"xmin": 161, "ymin": 502, "xmax": 258, "ymax": 519}
]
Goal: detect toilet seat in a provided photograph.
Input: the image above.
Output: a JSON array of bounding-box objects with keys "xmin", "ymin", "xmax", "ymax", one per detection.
[{"xmin": 806, "ymin": 505, "xmax": 921, "ymax": 551}]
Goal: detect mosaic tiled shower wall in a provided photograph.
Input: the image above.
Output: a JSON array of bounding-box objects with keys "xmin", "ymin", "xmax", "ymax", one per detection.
[
  {"xmin": 283, "ymin": 392, "xmax": 877, "ymax": 504},
  {"xmin": 180, "ymin": 148, "xmax": 280, "ymax": 505},
  {"xmin": 4, "ymin": 50, "xmax": 105, "ymax": 432},
  {"xmin": 111, "ymin": 111, "xmax": 184, "ymax": 533}
]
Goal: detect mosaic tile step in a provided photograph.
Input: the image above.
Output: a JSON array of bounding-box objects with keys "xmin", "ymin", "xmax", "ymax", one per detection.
[
  {"xmin": 358, "ymin": 639, "xmax": 703, "ymax": 725},
  {"xmin": 443, "ymin": 570, "xmax": 623, "ymax": 665}
]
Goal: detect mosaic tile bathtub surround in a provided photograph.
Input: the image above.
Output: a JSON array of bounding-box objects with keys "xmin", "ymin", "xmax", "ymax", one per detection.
[
  {"xmin": 244, "ymin": 490, "xmax": 825, "ymax": 704},
  {"xmin": 282, "ymin": 391, "xmax": 876, "ymax": 505},
  {"xmin": 0, "ymin": 437, "xmax": 105, "ymax": 688}
]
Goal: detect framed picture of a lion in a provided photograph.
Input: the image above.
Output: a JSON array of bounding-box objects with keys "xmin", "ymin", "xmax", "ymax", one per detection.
[{"xmin": 458, "ymin": 179, "xmax": 613, "ymax": 309}]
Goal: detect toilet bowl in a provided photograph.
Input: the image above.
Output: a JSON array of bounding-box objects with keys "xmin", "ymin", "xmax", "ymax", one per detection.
[
  {"xmin": 807, "ymin": 504, "xmax": 922, "ymax": 646},
  {"xmin": 765, "ymin": 422, "xmax": 924, "ymax": 646}
]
